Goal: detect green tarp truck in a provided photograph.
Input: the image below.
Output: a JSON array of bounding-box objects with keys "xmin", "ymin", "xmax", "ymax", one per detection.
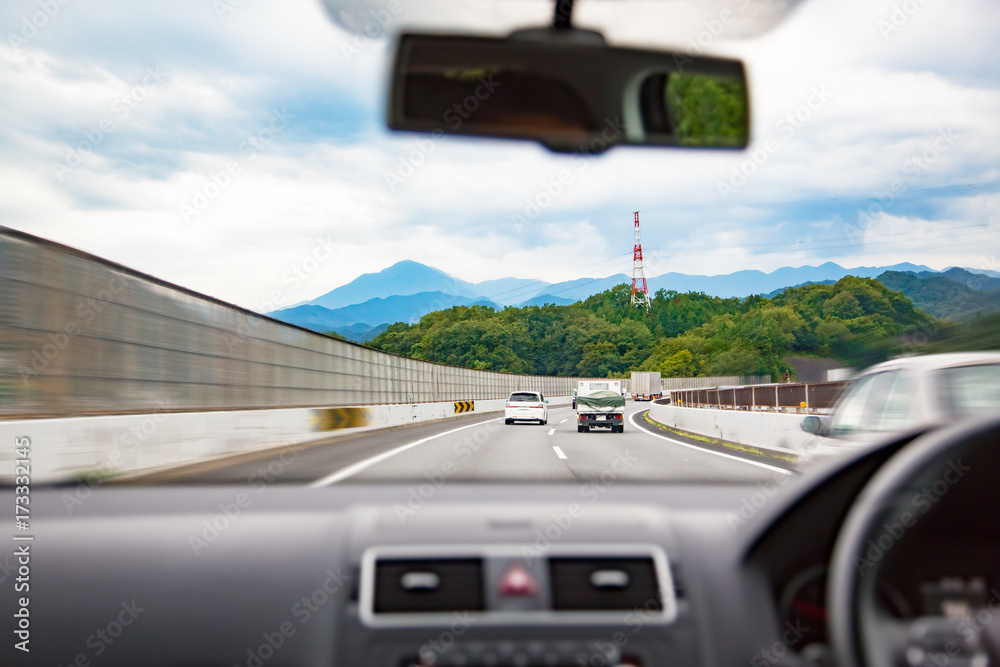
[{"xmin": 575, "ymin": 380, "xmax": 626, "ymax": 433}]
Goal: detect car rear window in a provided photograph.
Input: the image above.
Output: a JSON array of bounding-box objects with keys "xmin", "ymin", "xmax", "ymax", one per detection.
[
  {"xmin": 939, "ymin": 364, "xmax": 1000, "ymax": 418},
  {"xmin": 509, "ymin": 393, "xmax": 541, "ymax": 402}
]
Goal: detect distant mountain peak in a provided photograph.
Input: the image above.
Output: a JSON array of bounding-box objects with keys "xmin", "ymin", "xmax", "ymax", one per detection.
[
  {"xmin": 306, "ymin": 260, "xmax": 478, "ymax": 311},
  {"xmin": 290, "ymin": 259, "xmax": 975, "ymax": 316},
  {"xmin": 385, "ymin": 259, "xmax": 448, "ymax": 273},
  {"xmin": 268, "ymin": 290, "xmax": 502, "ymax": 341}
]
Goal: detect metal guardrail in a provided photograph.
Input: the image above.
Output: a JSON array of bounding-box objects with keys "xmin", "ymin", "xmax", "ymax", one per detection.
[
  {"xmin": 668, "ymin": 381, "xmax": 849, "ymax": 413},
  {"xmin": 660, "ymin": 375, "xmax": 771, "ymax": 391},
  {"xmin": 0, "ymin": 227, "xmax": 599, "ymax": 419}
]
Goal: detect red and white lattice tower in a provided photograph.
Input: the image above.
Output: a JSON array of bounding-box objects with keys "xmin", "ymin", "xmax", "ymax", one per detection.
[{"xmin": 630, "ymin": 211, "xmax": 651, "ymax": 312}]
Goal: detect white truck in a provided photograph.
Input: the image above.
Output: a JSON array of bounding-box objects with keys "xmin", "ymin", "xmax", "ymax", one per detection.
[
  {"xmin": 575, "ymin": 380, "xmax": 626, "ymax": 433},
  {"xmin": 630, "ymin": 371, "xmax": 662, "ymax": 401}
]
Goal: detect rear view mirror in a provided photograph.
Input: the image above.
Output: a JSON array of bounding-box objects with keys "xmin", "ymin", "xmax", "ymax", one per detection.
[{"xmin": 388, "ymin": 30, "xmax": 749, "ymax": 153}]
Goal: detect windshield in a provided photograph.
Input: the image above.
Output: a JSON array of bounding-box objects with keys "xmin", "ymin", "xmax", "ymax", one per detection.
[
  {"xmin": 829, "ymin": 371, "xmax": 920, "ymax": 435},
  {"xmin": 2, "ymin": 0, "xmax": 999, "ymax": 489},
  {"xmin": 939, "ymin": 365, "xmax": 1000, "ymax": 418}
]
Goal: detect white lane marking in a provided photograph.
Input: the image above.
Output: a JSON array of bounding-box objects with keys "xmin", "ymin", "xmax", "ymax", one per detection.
[
  {"xmin": 552, "ymin": 446, "xmax": 567, "ymax": 460},
  {"xmin": 559, "ymin": 419, "xmax": 567, "ymax": 424},
  {"xmin": 309, "ymin": 418, "xmax": 502, "ymax": 487},
  {"xmin": 548, "ymin": 428, "xmax": 555, "ymax": 435},
  {"xmin": 628, "ymin": 411, "xmax": 793, "ymax": 475}
]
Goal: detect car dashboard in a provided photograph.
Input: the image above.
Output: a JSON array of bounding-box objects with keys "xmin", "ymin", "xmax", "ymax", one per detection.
[{"xmin": 4, "ymin": 432, "xmax": 996, "ymax": 667}]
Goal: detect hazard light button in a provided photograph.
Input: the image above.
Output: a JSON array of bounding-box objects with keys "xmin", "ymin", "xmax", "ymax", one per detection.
[{"xmin": 497, "ymin": 565, "xmax": 538, "ymax": 596}]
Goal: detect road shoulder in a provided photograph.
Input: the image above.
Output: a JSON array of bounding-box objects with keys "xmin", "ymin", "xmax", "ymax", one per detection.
[{"xmin": 630, "ymin": 408, "xmax": 799, "ymax": 472}]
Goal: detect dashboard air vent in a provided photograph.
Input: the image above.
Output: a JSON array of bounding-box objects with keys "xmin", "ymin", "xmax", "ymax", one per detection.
[
  {"xmin": 549, "ymin": 556, "xmax": 662, "ymax": 612},
  {"xmin": 373, "ymin": 558, "xmax": 484, "ymax": 614}
]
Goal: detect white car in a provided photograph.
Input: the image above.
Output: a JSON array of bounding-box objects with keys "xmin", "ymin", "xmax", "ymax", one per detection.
[
  {"xmin": 799, "ymin": 352, "xmax": 1000, "ymax": 465},
  {"xmin": 504, "ymin": 391, "xmax": 549, "ymax": 425}
]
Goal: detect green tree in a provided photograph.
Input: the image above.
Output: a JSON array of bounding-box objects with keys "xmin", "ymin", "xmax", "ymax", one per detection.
[{"xmin": 368, "ymin": 276, "xmax": 940, "ymax": 377}]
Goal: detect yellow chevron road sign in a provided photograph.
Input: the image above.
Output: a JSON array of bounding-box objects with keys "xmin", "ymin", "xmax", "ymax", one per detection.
[
  {"xmin": 313, "ymin": 407, "xmax": 368, "ymax": 431},
  {"xmin": 454, "ymin": 400, "xmax": 474, "ymax": 414}
]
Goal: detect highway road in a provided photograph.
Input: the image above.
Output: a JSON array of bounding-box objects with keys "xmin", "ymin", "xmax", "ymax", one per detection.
[{"xmin": 152, "ymin": 402, "xmax": 794, "ymax": 486}]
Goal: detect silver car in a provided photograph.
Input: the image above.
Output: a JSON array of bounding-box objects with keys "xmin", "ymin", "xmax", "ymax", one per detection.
[{"xmin": 799, "ymin": 352, "xmax": 1000, "ymax": 465}]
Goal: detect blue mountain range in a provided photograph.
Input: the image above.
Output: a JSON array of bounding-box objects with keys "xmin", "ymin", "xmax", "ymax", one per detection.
[{"xmin": 266, "ymin": 260, "xmax": 997, "ymax": 342}]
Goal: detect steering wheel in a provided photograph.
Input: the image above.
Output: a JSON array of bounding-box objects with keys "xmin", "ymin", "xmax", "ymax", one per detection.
[{"xmin": 828, "ymin": 414, "xmax": 1000, "ymax": 667}]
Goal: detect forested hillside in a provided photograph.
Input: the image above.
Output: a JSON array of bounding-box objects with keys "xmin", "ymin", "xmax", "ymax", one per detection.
[
  {"xmin": 368, "ymin": 277, "xmax": 937, "ymax": 379},
  {"xmin": 877, "ymin": 270, "xmax": 1000, "ymax": 320}
]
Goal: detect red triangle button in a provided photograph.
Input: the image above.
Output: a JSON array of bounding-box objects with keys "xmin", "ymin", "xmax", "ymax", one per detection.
[{"xmin": 498, "ymin": 565, "xmax": 538, "ymax": 596}]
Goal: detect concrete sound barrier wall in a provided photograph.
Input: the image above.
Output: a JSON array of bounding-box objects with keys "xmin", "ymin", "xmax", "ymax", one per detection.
[{"xmin": 646, "ymin": 402, "xmax": 813, "ymax": 454}]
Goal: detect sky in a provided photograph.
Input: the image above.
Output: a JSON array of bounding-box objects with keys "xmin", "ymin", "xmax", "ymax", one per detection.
[{"xmin": 1, "ymin": 0, "xmax": 999, "ymax": 311}]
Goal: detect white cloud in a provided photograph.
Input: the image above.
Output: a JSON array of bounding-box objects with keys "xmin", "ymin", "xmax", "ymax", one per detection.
[{"xmin": 1, "ymin": 0, "xmax": 999, "ymax": 309}]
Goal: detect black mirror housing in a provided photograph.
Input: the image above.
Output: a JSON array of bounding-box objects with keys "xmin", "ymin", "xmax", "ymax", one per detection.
[{"xmin": 388, "ymin": 30, "xmax": 750, "ymax": 153}]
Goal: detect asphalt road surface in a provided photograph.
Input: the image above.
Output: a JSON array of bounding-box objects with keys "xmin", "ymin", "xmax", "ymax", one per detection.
[{"xmin": 154, "ymin": 403, "xmax": 794, "ymax": 486}]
